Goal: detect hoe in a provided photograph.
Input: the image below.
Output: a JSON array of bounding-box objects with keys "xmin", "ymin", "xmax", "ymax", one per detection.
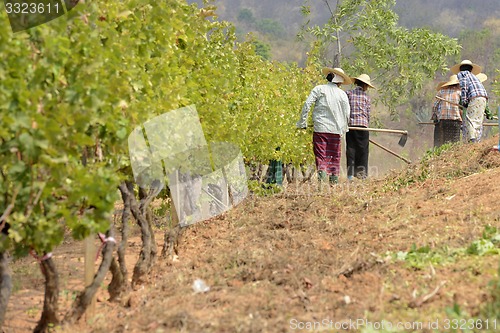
[{"xmin": 348, "ymin": 127, "xmax": 408, "ymax": 147}]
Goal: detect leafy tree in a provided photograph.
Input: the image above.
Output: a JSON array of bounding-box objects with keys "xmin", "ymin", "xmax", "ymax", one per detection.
[
  {"xmin": 252, "ymin": 39, "xmax": 272, "ymax": 60},
  {"xmin": 299, "ymin": 0, "xmax": 460, "ymax": 115},
  {"xmin": 0, "ymin": 0, "xmax": 413, "ymax": 327},
  {"xmin": 459, "ymin": 29, "xmax": 500, "ymax": 66},
  {"xmin": 0, "ymin": 5, "xmax": 120, "ymax": 329},
  {"xmin": 256, "ymin": 18, "xmax": 285, "ymax": 38},
  {"xmin": 237, "ymin": 8, "xmax": 255, "ymax": 24},
  {"xmin": 456, "ymin": 28, "xmax": 500, "ymax": 107},
  {"xmin": 0, "ymin": 0, "xmax": 245, "ymax": 329}
]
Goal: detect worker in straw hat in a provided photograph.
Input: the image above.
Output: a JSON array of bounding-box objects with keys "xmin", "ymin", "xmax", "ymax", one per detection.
[
  {"xmin": 432, "ymin": 74, "xmax": 462, "ymax": 147},
  {"xmin": 460, "ymin": 72, "xmax": 493, "ymax": 140},
  {"xmin": 296, "ymin": 67, "xmax": 352, "ymax": 184},
  {"xmin": 476, "ymin": 73, "xmax": 493, "ymax": 117},
  {"xmin": 346, "ymin": 74, "xmax": 376, "ymax": 180},
  {"xmin": 450, "ymin": 60, "xmax": 488, "ymax": 143}
]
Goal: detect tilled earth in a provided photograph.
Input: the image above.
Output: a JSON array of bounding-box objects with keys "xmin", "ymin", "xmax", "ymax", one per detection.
[{"xmin": 4, "ymin": 137, "xmax": 500, "ymax": 333}]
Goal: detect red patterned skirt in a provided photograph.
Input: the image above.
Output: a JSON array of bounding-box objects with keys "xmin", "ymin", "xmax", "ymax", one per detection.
[{"xmin": 313, "ymin": 132, "xmax": 341, "ymax": 176}]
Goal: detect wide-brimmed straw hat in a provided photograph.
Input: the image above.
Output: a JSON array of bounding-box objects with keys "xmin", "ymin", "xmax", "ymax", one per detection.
[
  {"xmin": 322, "ymin": 67, "xmax": 353, "ymax": 84},
  {"xmin": 351, "ymin": 74, "xmax": 376, "ymax": 89},
  {"xmin": 436, "ymin": 81, "xmax": 447, "ymax": 91},
  {"xmin": 476, "ymin": 73, "xmax": 487, "ymax": 82},
  {"xmin": 438, "ymin": 74, "xmax": 459, "ymax": 90},
  {"xmin": 451, "ymin": 59, "xmax": 482, "ymax": 75}
]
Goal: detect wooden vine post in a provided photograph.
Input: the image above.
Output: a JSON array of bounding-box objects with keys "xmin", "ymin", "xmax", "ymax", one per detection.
[{"xmin": 84, "ymin": 236, "xmax": 96, "ymax": 319}]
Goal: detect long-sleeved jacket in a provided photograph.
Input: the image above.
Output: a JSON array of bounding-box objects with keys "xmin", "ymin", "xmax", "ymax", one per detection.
[
  {"xmin": 432, "ymin": 86, "xmax": 462, "ymax": 121},
  {"xmin": 296, "ymin": 82, "xmax": 351, "ymax": 135},
  {"xmin": 457, "ymin": 71, "xmax": 488, "ymax": 107},
  {"xmin": 347, "ymin": 86, "xmax": 371, "ymax": 127}
]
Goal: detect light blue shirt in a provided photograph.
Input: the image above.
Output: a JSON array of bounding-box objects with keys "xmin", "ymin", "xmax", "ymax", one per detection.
[{"xmin": 296, "ymin": 82, "xmax": 351, "ymax": 135}]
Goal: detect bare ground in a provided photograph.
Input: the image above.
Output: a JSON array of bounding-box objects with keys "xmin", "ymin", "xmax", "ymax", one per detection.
[{"xmin": 4, "ymin": 137, "xmax": 500, "ymax": 333}]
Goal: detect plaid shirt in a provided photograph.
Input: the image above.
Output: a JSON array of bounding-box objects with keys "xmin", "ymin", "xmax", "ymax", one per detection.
[
  {"xmin": 457, "ymin": 71, "xmax": 488, "ymax": 106},
  {"xmin": 346, "ymin": 86, "xmax": 370, "ymax": 127},
  {"xmin": 432, "ymin": 85, "xmax": 462, "ymax": 121}
]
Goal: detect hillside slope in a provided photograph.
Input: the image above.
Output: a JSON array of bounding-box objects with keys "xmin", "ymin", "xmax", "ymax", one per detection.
[
  {"xmin": 5, "ymin": 137, "xmax": 500, "ymax": 332},
  {"xmin": 190, "ymin": 0, "xmax": 500, "ymax": 36}
]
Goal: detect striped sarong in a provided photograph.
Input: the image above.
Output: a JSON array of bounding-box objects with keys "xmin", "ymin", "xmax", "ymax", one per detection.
[
  {"xmin": 313, "ymin": 132, "xmax": 341, "ymax": 176},
  {"xmin": 433, "ymin": 119, "xmax": 461, "ymax": 147}
]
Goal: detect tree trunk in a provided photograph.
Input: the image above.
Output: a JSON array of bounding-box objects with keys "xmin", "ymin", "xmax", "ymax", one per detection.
[
  {"xmin": 128, "ymin": 188, "xmax": 152, "ymax": 287},
  {"xmin": 0, "ymin": 251, "xmax": 12, "ymax": 329},
  {"xmin": 334, "ymin": 28, "xmax": 341, "ymax": 67},
  {"xmin": 119, "ymin": 181, "xmax": 133, "ymax": 280},
  {"xmin": 139, "ymin": 187, "xmax": 157, "ymax": 269},
  {"xmin": 63, "ymin": 227, "xmax": 115, "ymax": 324},
  {"xmin": 34, "ymin": 256, "xmax": 59, "ymax": 333},
  {"xmin": 301, "ymin": 164, "xmax": 315, "ymax": 182},
  {"xmin": 257, "ymin": 163, "xmax": 265, "ymax": 182},
  {"xmin": 284, "ymin": 164, "xmax": 297, "ymax": 183},
  {"xmin": 146, "ymin": 210, "xmax": 157, "ymax": 270},
  {"xmin": 162, "ymin": 225, "xmax": 185, "ymax": 259},
  {"xmin": 130, "ymin": 182, "xmax": 162, "ymax": 285},
  {"xmin": 107, "ymin": 258, "xmax": 124, "ymax": 303},
  {"xmin": 161, "ymin": 200, "xmax": 184, "ymax": 259},
  {"xmin": 326, "ymin": 0, "xmax": 342, "ymax": 67},
  {"xmin": 109, "ymin": 181, "xmax": 134, "ymax": 302},
  {"xmin": 248, "ymin": 162, "xmax": 265, "ymax": 181}
]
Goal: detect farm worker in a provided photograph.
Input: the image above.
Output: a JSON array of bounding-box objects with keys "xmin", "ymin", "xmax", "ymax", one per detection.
[
  {"xmin": 296, "ymin": 67, "xmax": 352, "ymax": 184},
  {"xmin": 459, "ymin": 73, "xmax": 491, "ymax": 140},
  {"xmin": 265, "ymin": 147, "xmax": 283, "ymax": 186},
  {"xmin": 450, "ymin": 60, "xmax": 488, "ymax": 143},
  {"xmin": 476, "ymin": 73, "xmax": 493, "ymax": 120},
  {"xmin": 476, "ymin": 72, "xmax": 488, "ymax": 83},
  {"xmin": 346, "ymin": 74, "xmax": 376, "ymax": 180},
  {"xmin": 432, "ymin": 75, "xmax": 462, "ymax": 147}
]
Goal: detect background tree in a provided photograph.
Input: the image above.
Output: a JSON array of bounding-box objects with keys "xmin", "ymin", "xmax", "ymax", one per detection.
[
  {"xmin": 252, "ymin": 39, "xmax": 272, "ymax": 60},
  {"xmin": 299, "ymin": 0, "xmax": 460, "ymax": 116},
  {"xmin": 237, "ymin": 8, "xmax": 255, "ymax": 24},
  {"xmin": 255, "ymin": 18, "xmax": 285, "ymax": 38}
]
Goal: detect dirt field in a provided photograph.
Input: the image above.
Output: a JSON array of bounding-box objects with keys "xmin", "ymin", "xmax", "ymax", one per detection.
[{"xmin": 4, "ymin": 137, "xmax": 500, "ymax": 333}]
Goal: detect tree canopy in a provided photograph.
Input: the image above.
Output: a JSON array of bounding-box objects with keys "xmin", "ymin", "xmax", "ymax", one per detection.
[{"xmin": 299, "ymin": 0, "xmax": 460, "ymax": 115}]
